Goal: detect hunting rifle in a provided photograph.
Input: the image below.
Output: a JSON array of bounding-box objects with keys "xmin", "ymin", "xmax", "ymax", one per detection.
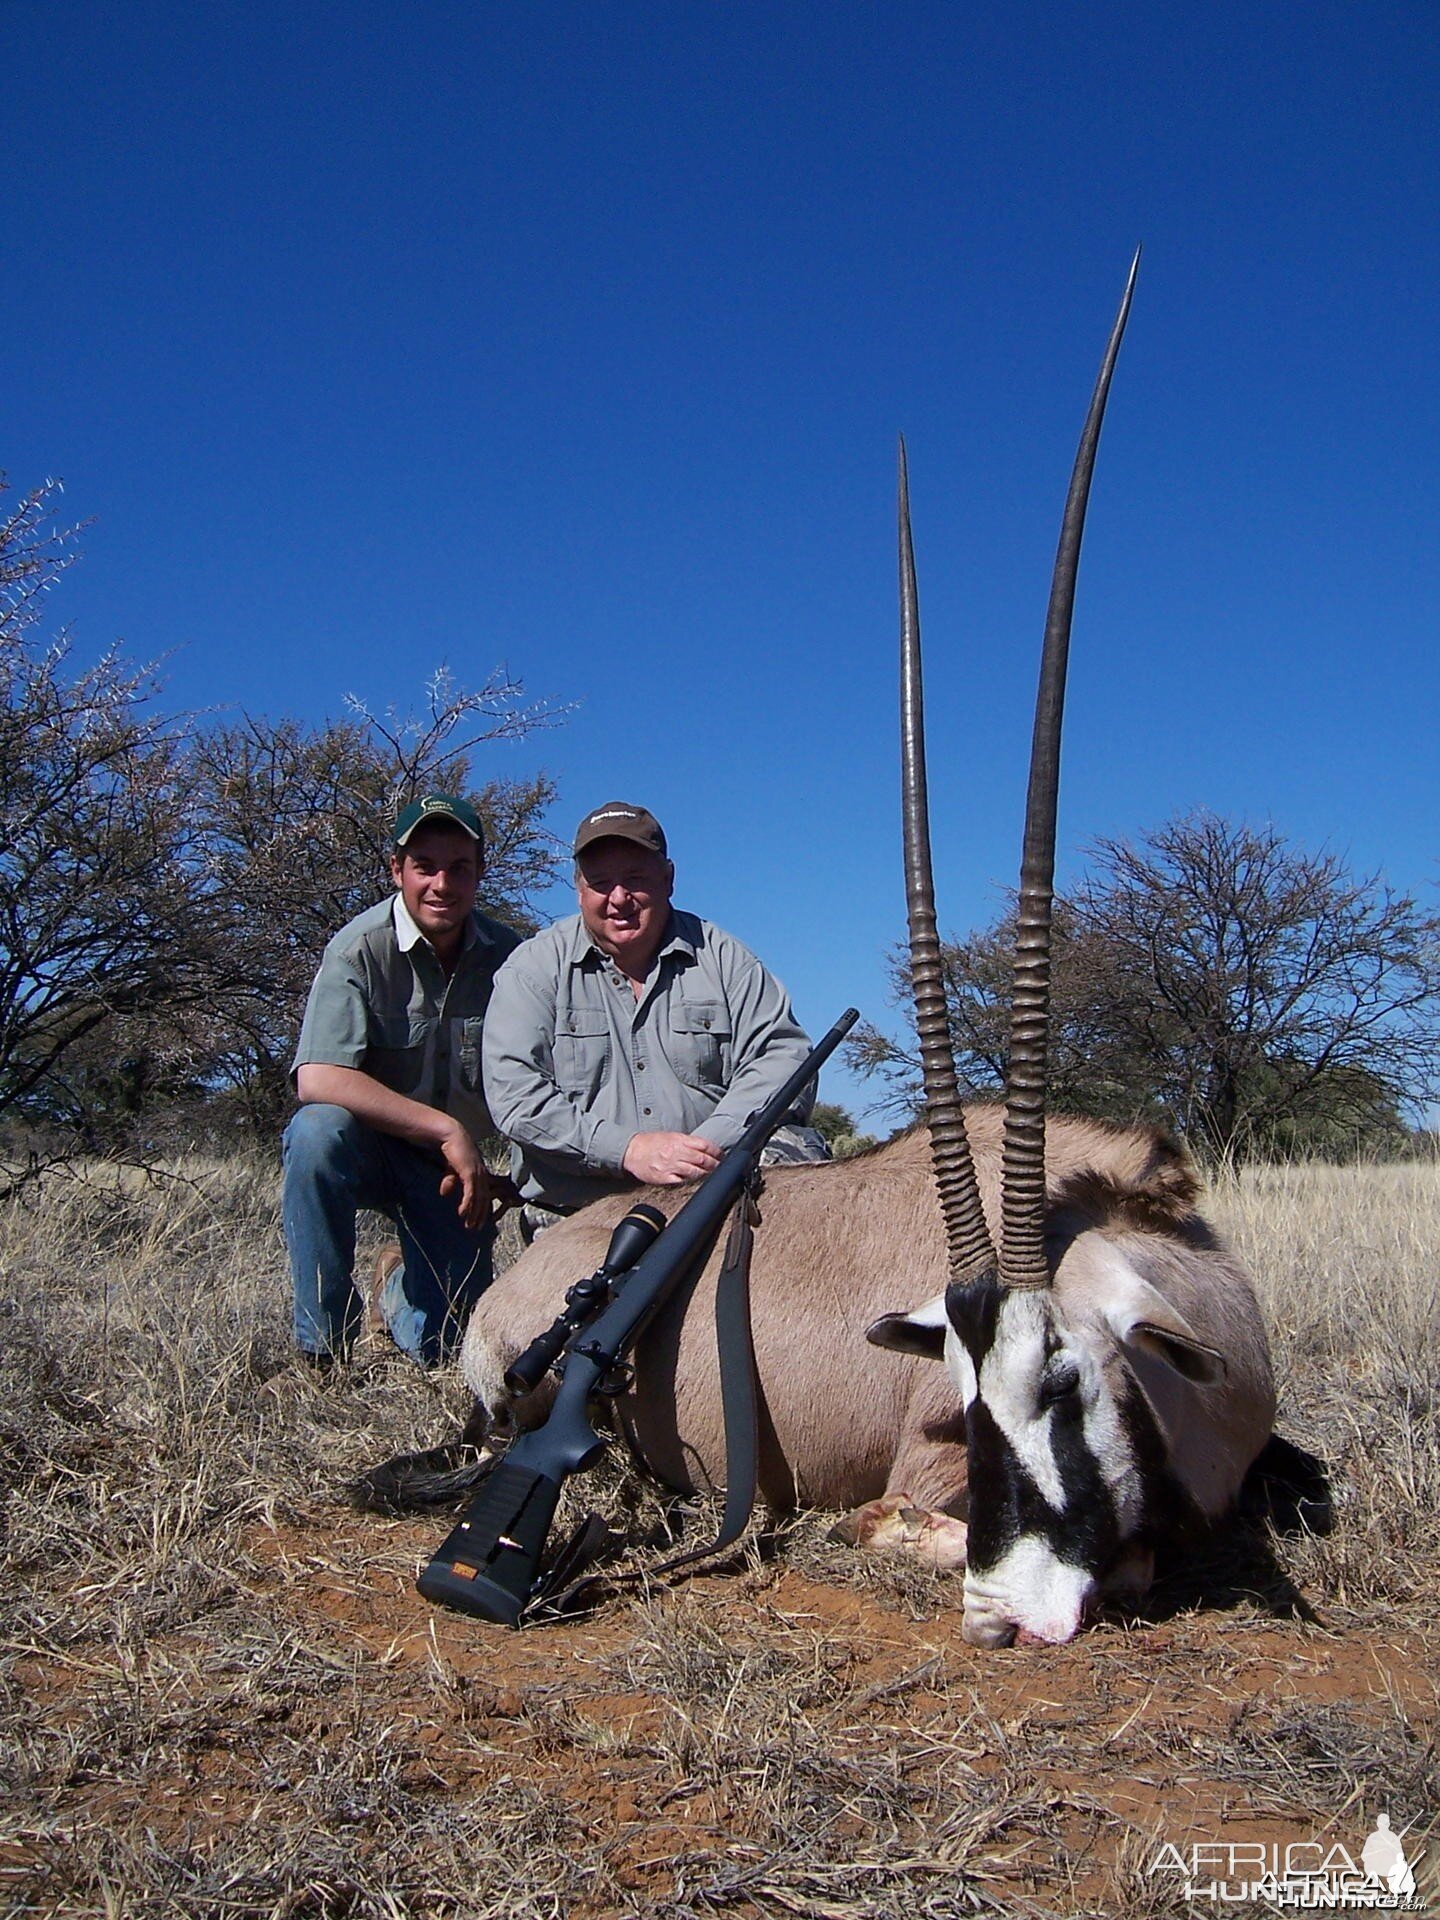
[{"xmin": 417, "ymin": 1005, "xmax": 859, "ymax": 1625}]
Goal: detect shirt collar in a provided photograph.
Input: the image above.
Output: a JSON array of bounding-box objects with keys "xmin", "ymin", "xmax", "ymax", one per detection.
[
  {"xmin": 392, "ymin": 893, "xmax": 478, "ymax": 956},
  {"xmin": 656, "ymin": 910, "xmax": 694, "ymax": 961}
]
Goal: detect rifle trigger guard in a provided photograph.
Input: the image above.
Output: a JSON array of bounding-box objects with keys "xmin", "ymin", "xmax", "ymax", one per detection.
[{"xmin": 569, "ymin": 1337, "xmax": 634, "ymax": 1394}]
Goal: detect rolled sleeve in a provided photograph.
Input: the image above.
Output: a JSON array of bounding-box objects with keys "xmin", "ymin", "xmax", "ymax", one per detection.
[{"xmin": 293, "ymin": 950, "xmax": 372, "ymax": 1075}]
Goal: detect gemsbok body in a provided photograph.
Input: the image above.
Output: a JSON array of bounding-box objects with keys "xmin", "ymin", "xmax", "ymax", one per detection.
[
  {"xmin": 459, "ymin": 1105, "xmax": 1275, "ymax": 1644},
  {"xmin": 432, "ymin": 253, "xmax": 1278, "ymax": 1645}
]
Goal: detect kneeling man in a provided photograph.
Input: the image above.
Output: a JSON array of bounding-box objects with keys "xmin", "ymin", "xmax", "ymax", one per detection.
[
  {"xmin": 482, "ymin": 800, "xmax": 826, "ymax": 1232},
  {"xmin": 284, "ymin": 794, "xmax": 521, "ymax": 1367}
]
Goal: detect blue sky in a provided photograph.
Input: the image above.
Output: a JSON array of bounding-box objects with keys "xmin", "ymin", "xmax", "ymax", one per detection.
[{"xmin": 6, "ymin": 3, "xmax": 1437, "ymax": 1125}]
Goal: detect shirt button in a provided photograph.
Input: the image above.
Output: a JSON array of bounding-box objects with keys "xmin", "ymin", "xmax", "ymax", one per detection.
[
  {"xmin": 636, "ymin": 1060, "xmax": 645, "ymax": 1071},
  {"xmin": 642, "ymin": 1107, "xmax": 651, "ymax": 1117}
]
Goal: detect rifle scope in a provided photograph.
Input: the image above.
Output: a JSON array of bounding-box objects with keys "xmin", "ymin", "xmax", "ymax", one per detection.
[{"xmin": 503, "ymin": 1204, "xmax": 666, "ymax": 1395}]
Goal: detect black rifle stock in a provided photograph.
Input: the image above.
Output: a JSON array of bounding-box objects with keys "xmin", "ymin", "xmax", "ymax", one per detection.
[{"xmin": 417, "ymin": 1006, "xmax": 859, "ymax": 1625}]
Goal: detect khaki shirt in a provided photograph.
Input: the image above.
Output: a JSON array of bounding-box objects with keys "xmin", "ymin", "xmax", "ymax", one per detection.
[
  {"xmin": 293, "ymin": 895, "xmax": 522, "ymax": 1142},
  {"xmin": 482, "ymin": 909, "xmax": 813, "ymax": 1210}
]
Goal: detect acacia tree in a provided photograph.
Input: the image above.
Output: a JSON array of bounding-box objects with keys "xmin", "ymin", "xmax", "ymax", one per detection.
[
  {"xmin": 848, "ymin": 901, "xmax": 1171, "ymax": 1129},
  {"xmin": 853, "ymin": 811, "xmax": 1438, "ymax": 1160},
  {"xmin": 0, "ymin": 472, "xmax": 567, "ymax": 1156},
  {"xmin": 180, "ymin": 675, "xmax": 564, "ymax": 1135},
  {"xmin": 0, "ymin": 477, "xmax": 218, "ymax": 1154},
  {"xmin": 1073, "ymin": 813, "xmax": 1437, "ymax": 1157}
]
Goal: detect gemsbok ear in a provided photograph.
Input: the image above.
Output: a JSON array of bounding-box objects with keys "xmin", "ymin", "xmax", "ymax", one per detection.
[
  {"xmin": 866, "ymin": 1294, "xmax": 948, "ymax": 1359},
  {"xmin": 1126, "ymin": 1321, "xmax": 1228, "ymax": 1386},
  {"xmin": 1107, "ymin": 1284, "xmax": 1229, "ymax": 1386}
]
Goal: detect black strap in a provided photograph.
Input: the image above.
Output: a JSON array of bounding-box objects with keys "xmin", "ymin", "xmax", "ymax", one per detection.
[
  {"xmin": 529, "ymin": 1181, "xmax": 763, "ymax": 1616},
  {"xmin": 641, "ymin": 1175, "xmax": 762, "ymax": 1580}
]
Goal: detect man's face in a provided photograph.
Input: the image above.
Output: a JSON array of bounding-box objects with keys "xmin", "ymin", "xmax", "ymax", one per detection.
[
  {"xmin": 390, "ymin": 823, "xmax": 481, "ymax": 946},
  {"xmin": 576, "ymin": 838, "xmax": 674, "ymax": 974}
]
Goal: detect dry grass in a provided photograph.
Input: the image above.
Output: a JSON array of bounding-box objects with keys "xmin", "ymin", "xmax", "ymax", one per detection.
[
  {"xmin": 1209, "ymin": 1161, "xmax": 1440, "ymax": 1617},
  {"xmin": 2, "ymin": 1151, "xmax": 1438, "ymax": 1917}
]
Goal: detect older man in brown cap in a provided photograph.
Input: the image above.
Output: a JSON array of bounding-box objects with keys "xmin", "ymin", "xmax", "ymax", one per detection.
[{"xmin": 482, "ymin": 800, "xmax": 826, "ymax": 1230}]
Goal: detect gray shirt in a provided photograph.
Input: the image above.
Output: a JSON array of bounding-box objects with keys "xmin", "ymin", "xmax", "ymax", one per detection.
[
  {"xmin": 482, "ymin": 908, "xmax": 813, "ymax": 1209},
  {"xmin": 293, "ymin": 894, "xmax": 522, "ymax": 1143}
]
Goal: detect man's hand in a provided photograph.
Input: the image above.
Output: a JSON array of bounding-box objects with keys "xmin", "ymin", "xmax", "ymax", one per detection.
[
  {"xmin": 622, "ymin": 1130, "xmax": 724, "ymax": 1186},
  {"xmin": 437, "ymin": 1125, "xmax": 523, "ymax": 1229}
]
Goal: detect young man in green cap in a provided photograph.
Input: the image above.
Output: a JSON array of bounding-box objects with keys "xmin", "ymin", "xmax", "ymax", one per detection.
[{"xmin": 283, "ymin": 794, "xmax": 521, "ymax": 1367}]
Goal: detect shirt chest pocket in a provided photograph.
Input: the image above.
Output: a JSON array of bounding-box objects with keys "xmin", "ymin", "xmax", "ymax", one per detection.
[
  {"xmin": 665, "ymin": 1000, "xmax": 732, "ymax": 1090},
  {"xmin": 369, "ymin": 1014, "xmax": 433, "ymax": 1096},
  {"xmin": 553, "ymin": 1009, "xmax": 611, "ymax": 1100}
]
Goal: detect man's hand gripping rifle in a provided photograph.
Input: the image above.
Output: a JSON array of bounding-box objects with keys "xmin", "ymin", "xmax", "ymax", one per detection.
[{"xmin": 417, "ymin": 1007, "xmax": 859, "ymax": 1626}]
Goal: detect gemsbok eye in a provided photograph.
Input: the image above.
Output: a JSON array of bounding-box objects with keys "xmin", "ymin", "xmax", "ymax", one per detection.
[{"xmin": 1039, "ymin": 1358, "xmax": 1081, "ymax": 1406}]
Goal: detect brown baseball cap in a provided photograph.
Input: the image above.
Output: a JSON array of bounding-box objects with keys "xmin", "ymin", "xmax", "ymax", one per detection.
[{"xmin": 572, "ymin": 801, "xmax": 668, "ymax": 859}]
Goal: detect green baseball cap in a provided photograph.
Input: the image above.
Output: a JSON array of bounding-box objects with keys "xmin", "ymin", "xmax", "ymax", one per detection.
[{"xmin": 393, "ymin": 793, "xmax": 484, "ymax": 851}]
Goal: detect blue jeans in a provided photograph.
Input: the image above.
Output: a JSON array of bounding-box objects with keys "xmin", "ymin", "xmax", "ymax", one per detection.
[{"xmin": 282, "ymin": 1104, "xmax": 495, "ymax": 1366}]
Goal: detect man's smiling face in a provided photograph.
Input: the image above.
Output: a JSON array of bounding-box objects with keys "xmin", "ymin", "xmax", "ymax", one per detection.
[
  {"xmin": 575, "ymin": 837, "xmax": 674, "ymax": 978},
  {"xmin": 390, "ymin": 822, "xmax": 480, "ymax": 951}
]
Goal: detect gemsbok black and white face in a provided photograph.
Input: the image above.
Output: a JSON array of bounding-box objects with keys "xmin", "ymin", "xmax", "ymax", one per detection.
[
  {"xmin": 875, "ymin": 1241, "xmax": 1248, "ymax": 1644},
  {"xmin": 942, "ymin": 1278, "xmax": 1144, "ymax": 1646},
  {"xmin": 878, "ymin": 252, "xmax": 1276, "ymax": 1647}
]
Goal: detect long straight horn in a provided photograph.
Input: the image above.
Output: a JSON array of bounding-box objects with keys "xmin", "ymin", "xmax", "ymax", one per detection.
[
  {"xmin": 899, "ymin": 436, "xmax": 998, "ymax": 1285},
  {"xmin": 1001, "ymin": 250, "xmax": 1141, "ymax": 1290}
]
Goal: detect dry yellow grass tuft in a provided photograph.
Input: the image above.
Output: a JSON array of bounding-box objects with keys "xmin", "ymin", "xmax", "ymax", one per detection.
[{"xmin": 1, "ymin": 1151, "xmax": 1437, "ymax": 1916}]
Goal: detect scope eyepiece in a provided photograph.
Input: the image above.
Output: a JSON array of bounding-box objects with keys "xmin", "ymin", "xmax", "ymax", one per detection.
[{"xmin": 504, "ymin": 1323, "xmax": 572, "ymax": 1396}]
